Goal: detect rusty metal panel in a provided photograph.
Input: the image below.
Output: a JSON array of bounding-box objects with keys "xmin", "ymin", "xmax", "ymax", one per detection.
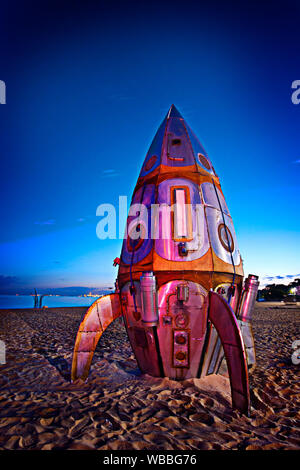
[
  {"xmin": 208, "ymin": 291, "xmax": 250, "ymax": 415},
  {"xmin": 121, "ymin": 282, "xmax": 162, "ymax": 377},
  {"xmin": 238, "ymin": 320, "xmax": 256, "ymax": 367},
  {"xmin": 71, "ymin": 294, "xmax": 121, "ymax": 382},
  {"xmin": 157, "ymin": 280, "xmax": 208, "ymax": 379}
]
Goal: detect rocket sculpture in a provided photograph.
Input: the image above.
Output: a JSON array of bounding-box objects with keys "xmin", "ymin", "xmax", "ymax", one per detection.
[{"xmin": 71, "ymin": 105, "xmax": 259, "ymax": 416}]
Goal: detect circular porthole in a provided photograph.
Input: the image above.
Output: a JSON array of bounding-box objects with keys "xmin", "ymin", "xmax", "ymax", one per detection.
[
  {"xmin": 175, "ymin": 334, "xmax": 187, "ymax": 345},
  {"xmin": 175, "ymin": 313, "xmax": 189, "ymax": 328},
  {"xmin": 198, "ymin": 153, "xmax": 211, "ymax": 170},
  {"xmin": 175, "ymin": 351, "xmax": 186, "ymax": 361},
  {"xmin": 218, "ymin": 223, "xmax": 234, "ymax": 253},
  {"xmin": 144, "ymin": 155, "xmax": 157, "ymax": 172}
]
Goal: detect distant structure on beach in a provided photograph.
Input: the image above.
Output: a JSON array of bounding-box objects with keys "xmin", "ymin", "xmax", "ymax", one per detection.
[
  {"xmin": 260, "ymin": 278, "xmax": 300, "ymax": 302},
  {"xmin": 33, "ymin": 289, "xmax": 38, "ymax": 308},
  {"xmin": 71, "ymin": 105, "xmax": 260, "ymax": 416},
  {"xmin": 33, "ymin": 290, "xmax": 48, "ymax": 308}
]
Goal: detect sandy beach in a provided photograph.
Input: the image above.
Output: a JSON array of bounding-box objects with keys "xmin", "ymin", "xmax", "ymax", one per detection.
[{"xmin": 0, "ymin": 303, "xmax": 299, "ymax": 450}]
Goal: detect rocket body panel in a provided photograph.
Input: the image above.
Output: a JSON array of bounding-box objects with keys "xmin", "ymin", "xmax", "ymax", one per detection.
[
  {"xmin": 71, "ymin": 105, "xmax": 258, "ymax": 415},
  {"xmin": 118, "ymin": 105, "xmax": 248, "ymax": 388},
  {"xmin": 119, "ymin": 104, "xmax": 243, "ymax": 287},
  {"xmin": 121, "ymin": 184, "xmax": 156, "ymax": 265},
  {"xmin": 156, "ymin": 280, "xmax": 208, "ymax": 379},
  {"xmin": 120, "ymin": 281, "xmax": 162, "ymax": 377}
]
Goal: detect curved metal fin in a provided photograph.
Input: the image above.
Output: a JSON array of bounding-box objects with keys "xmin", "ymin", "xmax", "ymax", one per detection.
[
  {"xmin": 208, "ymin": 291, "xmax": 250, "ymax": 416},
  {"xmin": 71, "ymin": 293, "xmax": 122, "ymax": 382}
]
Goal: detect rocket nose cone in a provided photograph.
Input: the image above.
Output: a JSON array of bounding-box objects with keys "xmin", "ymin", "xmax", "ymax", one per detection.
[
  {"xmin": 139, "ymin": 104, "xmax": 217, "ymax": 178},
  {"xmin": 167, "ymin": 104, "xmax": 183, "ymax": 119}
]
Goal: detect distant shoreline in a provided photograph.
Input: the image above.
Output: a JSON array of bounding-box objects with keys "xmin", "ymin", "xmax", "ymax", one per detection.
[
  {"xmin": 0, "ymin": 306, "xmax": 87, "ymax": 312},
  {"xmin": 1, "ymin": 301, "xmax": 300, "ymax": 312},
  {"xmin": 0, "ymin": 294, "xmax": 101, "ymax": 310}
]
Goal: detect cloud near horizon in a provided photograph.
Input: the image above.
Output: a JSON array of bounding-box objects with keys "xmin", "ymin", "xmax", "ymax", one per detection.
[
  {"xmin": 34, "ymin": 219, "xmax": 56, "ymax": 225},
  {"xmin": 101, "ymin": 169, "xmax": 119, "ymax": 178},
  {"xmin": 262, "ymin": 273, "xmax": 300, "ymax": 284}
]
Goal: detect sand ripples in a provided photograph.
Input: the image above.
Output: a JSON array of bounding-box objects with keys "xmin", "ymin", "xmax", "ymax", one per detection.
[{"xmin": 0, "ymin": 305, "xmax": 299, "ymax": 450}]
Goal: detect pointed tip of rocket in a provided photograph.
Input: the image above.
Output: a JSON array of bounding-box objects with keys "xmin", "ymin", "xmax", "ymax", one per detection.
[{"xmin": 167, "ymin": 104, "xmax": 183, "ymax": 119}]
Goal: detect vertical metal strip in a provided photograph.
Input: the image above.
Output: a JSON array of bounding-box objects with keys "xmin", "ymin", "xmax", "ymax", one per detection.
[
  {"xmin": 211, "ymin": 178, "xmax": 236, "ymax": 303},
  {"xmin": 129, "ymin": 183, "xmax": 147, "ymax": 312}
]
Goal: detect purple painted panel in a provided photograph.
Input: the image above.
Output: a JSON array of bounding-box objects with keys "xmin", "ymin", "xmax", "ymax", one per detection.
[
  {"xmin": 155, "ymin": 178, "xmax": 210, "ymax": 261},
  {"xmin": 139, "ymin": 117, "xmax": 166, "ymax": 177},
  {"xmin": 121, "ymin": 184, "xmax": 155, "ymax": 265}
]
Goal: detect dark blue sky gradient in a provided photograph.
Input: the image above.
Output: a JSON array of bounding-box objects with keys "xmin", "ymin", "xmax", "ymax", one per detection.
[{"xmin": 0, "ymin": 0, "xmax": 299, "ymax": 292}]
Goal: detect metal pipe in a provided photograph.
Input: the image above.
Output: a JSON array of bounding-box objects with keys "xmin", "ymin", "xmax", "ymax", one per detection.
[
  {"xmin": 140, "ymin": 272, "xmax": 158, "ymax": 326},
  {"xmin": 238, "ymin": 274, "xmax": 260, "ymax": 322},
  {"xmin": 177, "ymin": 284, "xmax": 189, "ymax": 302}
]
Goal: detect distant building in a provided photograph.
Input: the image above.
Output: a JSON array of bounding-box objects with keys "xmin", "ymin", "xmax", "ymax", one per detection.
[{"xmin": 290, "ymin": 285, "xmax": 300, "ymax": 296}]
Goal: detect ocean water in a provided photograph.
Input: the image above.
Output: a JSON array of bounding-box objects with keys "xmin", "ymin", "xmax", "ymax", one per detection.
[{"xmin": 0, "ymin": 295, "xmax": 97, "ymax": 309}]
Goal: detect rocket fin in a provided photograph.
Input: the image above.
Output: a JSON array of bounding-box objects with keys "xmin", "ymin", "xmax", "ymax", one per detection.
[
  {"xmin": 208, "ymin": 291, "xmax": 250, "ymax": 415},
  {"xmin": 71, "ymin": 293, "xmax": 122, "ymax": 382}
]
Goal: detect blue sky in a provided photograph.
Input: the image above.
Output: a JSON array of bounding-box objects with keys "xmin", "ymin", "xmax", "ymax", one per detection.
[{"xmin": 0, "ymin": 0, "xmax": 299, "ymax": 292}]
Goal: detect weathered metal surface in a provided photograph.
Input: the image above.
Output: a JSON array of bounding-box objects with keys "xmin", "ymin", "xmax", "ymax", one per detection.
[
  {"xmin": 208, "ymin": 291, "xmax": 250, "ymax": 415},
  {"xmin": 121, "ymin": 280, "xmax": 162, "ymax": 377},
  {"xmin": 238, "ymin": 320, "xmax": 256, "ymax": 368},
  {"xmin": 156, "ymin": 280, "xmax": 208, "ymax": 380},
  {"xmin": 71, "ymin": 294, "xmax": 121, "ymax": 381},
  {"xmin": 71, "ymin": 104, "xmax": 258, "ymax": 415}
]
